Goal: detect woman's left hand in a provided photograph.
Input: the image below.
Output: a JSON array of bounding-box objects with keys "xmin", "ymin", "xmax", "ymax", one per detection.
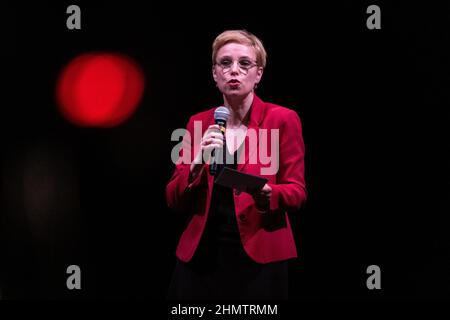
[{"xmin": 250, "ymin": 184, "xmax": 272, "ymax": 212}]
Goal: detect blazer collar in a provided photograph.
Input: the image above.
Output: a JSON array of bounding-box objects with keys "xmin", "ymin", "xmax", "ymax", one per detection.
[{"xmin": 247, "ymin": 94, "xmax": 266, "ymax": 128}]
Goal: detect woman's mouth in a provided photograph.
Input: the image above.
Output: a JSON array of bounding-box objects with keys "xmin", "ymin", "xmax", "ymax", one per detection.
[{"xmin": 227, "ymin": 79, "xmax": 241, "ymax": 88}]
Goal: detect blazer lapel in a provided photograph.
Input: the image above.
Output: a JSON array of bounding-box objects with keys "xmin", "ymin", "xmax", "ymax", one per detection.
[{"xmin": 237, "ymin": 95, "xmax": 266, "ymax": 172}]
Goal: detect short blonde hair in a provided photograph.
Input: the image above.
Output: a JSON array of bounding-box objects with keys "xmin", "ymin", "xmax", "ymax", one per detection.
[{"xmin": 212, "ymin": 30, "xmax": 267, "ymax": 69}]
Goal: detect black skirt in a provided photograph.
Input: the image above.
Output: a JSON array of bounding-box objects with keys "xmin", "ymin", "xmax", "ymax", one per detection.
[
  {"xmin": 168, "ymin": 146, "xmax": 289, "ymax": 300},
  {"xmin": 167, "ymin": 239, "xmax": 289, "ymax": 300}
]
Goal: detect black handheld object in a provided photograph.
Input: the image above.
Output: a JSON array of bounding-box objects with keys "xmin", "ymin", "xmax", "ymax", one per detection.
[
  {"xmin": 209, "ymin": 106, "xmax": 230, "ymax": 176},
  {"xmin": 215, "ymin": 167, "xmax": 268, "ymax": 193}
]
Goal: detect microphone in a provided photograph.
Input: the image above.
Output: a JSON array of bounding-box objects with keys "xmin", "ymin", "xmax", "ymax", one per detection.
[{"xmin": 209, "ymin": 106, "xmax": 230, "ymax": 176}]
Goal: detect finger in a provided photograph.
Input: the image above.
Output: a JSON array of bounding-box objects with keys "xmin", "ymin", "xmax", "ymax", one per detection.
[
  {"xmin": 205, "ymin": 133, "xmax": 224, "ymax": 142},
  {"xmin": 205, "ymin": 133, "xmax": 223, "ymax": 141},
  {"xmin": 202, "ymin": 138, "xmax": 223, "ymax": 147},
  {"xmin": 203, "ymin": 143, "xmax": 223, "ymax": 151},
  {"xmin": 210, "ymin": 138, "xmax": 224, "ymax": 145},
  {"xmin": 201, "ymin": 139, "xmax": 211, "ymax": 146},
  {"xmin": 205, "ymin": 126, "xmax": 221, "ymax": 135}
]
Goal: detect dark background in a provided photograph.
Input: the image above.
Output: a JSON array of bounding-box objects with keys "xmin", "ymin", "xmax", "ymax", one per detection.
[{"xmin": 1, "ymin": 1, "xmax": 449, "ymax": 300}]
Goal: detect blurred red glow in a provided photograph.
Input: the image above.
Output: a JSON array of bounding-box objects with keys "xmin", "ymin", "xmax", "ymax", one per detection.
[{"xmin": 56, "ymin": 53, "xmax": 145, "ymax": 127}]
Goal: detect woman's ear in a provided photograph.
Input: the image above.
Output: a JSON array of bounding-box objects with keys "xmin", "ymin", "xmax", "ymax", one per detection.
[
  {"xmin": 255, "ymin": 67, "xmax": 264, "ymax": 85},
  {"xmin": 212, "ymin": 65, "xmax": 218, "ymax": 82}
]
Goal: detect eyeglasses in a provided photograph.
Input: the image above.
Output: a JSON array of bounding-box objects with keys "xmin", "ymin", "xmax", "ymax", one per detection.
[{"xmin": 215, "ymin": 58, "xmax": 258, "ymax": 74}]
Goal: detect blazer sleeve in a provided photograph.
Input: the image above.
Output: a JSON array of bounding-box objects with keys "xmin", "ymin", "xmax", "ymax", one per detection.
[
  {"xmin": 166, "ymin": 116, "xmax": 208, "ymax": 213},
  {"xmin": 268, "ymin": 110, "xmax": 307, "ymax": 212}
]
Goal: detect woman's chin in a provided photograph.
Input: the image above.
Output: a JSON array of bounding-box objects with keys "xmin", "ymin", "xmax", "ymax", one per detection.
[{"xmin": 224, "ymin": 89, "xmax": 251, "ymax": 99}]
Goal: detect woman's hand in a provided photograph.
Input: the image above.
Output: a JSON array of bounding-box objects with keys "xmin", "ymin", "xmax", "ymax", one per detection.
[
  {"xmin": 199, "ymin": 124, "xmax": 224, "ymax": 161},
  {"xmin": 249, "ymin": 183, "xmax": 272, "ymax": 212},
  {"xmin": 190, "ymin": 124, "xmax": 224, "ymax": 179}
]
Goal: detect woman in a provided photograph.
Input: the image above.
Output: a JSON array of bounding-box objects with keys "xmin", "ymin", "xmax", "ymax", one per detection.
[{"xmin": 166, "ymin": 30, "xmax": 307, "ymax": 300}]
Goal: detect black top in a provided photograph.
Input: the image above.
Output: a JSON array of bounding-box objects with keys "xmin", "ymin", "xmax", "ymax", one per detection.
[{"xmin": 206, "ymin": 142, "xmax": 242, "ymax": 245}]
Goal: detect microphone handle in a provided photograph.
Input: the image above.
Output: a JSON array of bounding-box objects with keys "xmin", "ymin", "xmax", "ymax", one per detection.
[
  {"xmin": 209, "ymin": 125, "xmax": 225, "ymax": 176},
  {"xmin": 209, "ymin": 149, "xmax": 217, "ymax": 176}
]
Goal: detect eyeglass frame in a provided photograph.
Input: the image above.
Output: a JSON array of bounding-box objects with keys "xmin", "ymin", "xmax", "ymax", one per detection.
[{"xmin": 214, "ymin": 58, "xmax": 259, "ymax": 74}]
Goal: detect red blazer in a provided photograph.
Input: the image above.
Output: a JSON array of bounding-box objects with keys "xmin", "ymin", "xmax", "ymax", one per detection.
[{"xmin": 166, "ymin": 95, "xmax": 307, "ymax": 264}]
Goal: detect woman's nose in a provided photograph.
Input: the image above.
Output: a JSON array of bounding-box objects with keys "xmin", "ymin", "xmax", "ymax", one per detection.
[{"xmin": 230, "ymin": 61, "xmax": 240, "ymax": 74}]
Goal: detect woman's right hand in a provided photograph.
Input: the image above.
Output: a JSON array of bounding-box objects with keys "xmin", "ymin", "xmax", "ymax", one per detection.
[{"xmin": 190, "ymin": 124, "xmax": 224, "ymax": 177}]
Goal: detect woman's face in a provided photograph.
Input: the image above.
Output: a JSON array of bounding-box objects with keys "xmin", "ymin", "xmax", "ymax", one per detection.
[{"xmin": 213, "ymin": 43, "xmax": 263, "ymax": 98}]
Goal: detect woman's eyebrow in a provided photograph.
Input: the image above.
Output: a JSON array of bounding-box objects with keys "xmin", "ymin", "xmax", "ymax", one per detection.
[{"xmin": 218, "ymin": 55, "xmax": 253, "ymax": 60}]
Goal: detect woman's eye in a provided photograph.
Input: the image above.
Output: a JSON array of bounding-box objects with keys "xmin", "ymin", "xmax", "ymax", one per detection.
[
  {"xmin": 219, "ymin": 59, "xmax": 232, "ymax": 67},
  {"xmin": 239, "ymin": 60, "xmax": 252, "ymax": 67}
]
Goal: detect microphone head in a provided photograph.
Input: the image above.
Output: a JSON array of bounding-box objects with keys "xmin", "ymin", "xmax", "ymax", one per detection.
[{"xmin": 214, "ymin": 106, "xmax": 230, "ymax": 123}]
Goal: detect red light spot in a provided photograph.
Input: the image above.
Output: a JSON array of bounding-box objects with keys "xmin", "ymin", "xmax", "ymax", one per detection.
[{"xmin": 56, "ymin": 53, "xmax": 145, "ymax": 127}]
